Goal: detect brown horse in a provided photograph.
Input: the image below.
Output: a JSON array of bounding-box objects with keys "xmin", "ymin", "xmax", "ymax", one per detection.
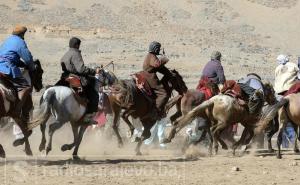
[
  {"xmin": 0, "ymin": 59, "xmax": 44, "ymax": 158},
  {"xmin": 109, "ymin": 69, "xmax": 187, "ymax": 155},
  {"xmin": 255, "ymin": 93, "xmax": 300, "ymax": 159},
  {"xmin": 162, "ymin": 83, "xmax": 276, "ymax": 155},
  {"xmin": 164, "ymin": 80, "xmax": 219, "ymax": 153}
]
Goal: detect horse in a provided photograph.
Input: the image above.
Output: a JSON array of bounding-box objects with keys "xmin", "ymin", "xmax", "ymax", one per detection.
[
  {"xmin": 255, "ymin": 92, "xmax": 300, "ymax": 159},
  {"xmin": 162, "ymin": 82, "xmax": 276, "ymax": 155},
  {"xmin": 109, "ymin": 69, "xmax": 188, "ymax": 155},
  {"xmin": 0, "ymin": 59, "xmax": 44, "ymax": 158},
  {"xmin": 27, "ymin": 70, "xmax": 117, "ymax": 159},
  {"xmin": 164, "ymin": 79, "xmax": 219, "ymax": 153}
]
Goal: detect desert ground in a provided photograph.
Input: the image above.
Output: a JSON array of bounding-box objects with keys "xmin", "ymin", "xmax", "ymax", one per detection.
[{"xmin": 1, "ymin": 0, "xmax": 300, "ymax": 185}]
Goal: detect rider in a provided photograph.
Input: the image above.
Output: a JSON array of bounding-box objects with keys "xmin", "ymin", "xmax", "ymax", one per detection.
[
  {"xmin": 143, "ymin": 41, "xmax": 172, "ymax": 119},
  {"xmin": 237, "ymin": 73, "xmax": 265, "ymax": 114},
  {"xmin": 58, "ymin": 37, "xmax": 100, "ymax": 123},
  {"xmin": 201, "ymin": 51, "xmax": 226, "ymax": 90},
  {"xmin": 274, "ymin": 54, "xmax": 299, "ymax": 95},
  {"xmin": 0, "ymin": 25, "xmax": 35, "ymax": 118}
]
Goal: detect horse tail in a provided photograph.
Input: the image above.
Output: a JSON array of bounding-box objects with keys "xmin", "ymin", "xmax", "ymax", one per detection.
[
  {"xmin": 165, "ymin": 95, "xmax": 182, "ymax": 113},
  {"xmin": 255, "ymin": 98, "xmax": 289, "ymax": 134},
  {"xmin": 174, "ymin": 98, "xmax": 214, "ymax": 130},
  {"xmin": 27, "ymin": 89, "xmax": 56, "ymax": 130}
]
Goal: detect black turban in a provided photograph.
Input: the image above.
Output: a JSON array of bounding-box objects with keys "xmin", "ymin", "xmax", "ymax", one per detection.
[{"xmin": 69, "ymin": 37, "xmax": 81, "ymax": 48}]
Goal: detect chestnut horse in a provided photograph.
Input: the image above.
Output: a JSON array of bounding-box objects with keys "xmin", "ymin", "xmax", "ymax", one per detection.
[
  {"xmin": 162, "ymin": 83, "xmax": 276, "ymax": 155},
  {"xmin": 256, "ymin": 92, "xmax": 300, "ymax": 159},
  {"xmin": 109, "ymin": 69, "xmax": 187, "ymax": 155},
  {"xmin": 0, "ymin": 59, "xmax": 44, "ymax": 158}
]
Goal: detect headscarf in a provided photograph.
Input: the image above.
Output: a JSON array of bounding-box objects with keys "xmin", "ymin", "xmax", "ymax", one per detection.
[
  {"xmin": 148, "ymin": 41, "xmax": 161, "ymax": 55},
  {"xmin": 69, "ymin": 37, "xmax": 81, "ymax": 49},
  {"xmin": 276, "ymin": 54, "xmax": 289, "ymax": 65},
  {"xmin": 211, "ymin": 51, "xmax": 222, "ymax": 61}
]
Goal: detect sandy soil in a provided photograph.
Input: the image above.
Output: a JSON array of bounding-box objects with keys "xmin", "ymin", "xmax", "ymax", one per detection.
[{"xmin": 1, "ymin": 0, "xmax": 300, "ymax": 185}]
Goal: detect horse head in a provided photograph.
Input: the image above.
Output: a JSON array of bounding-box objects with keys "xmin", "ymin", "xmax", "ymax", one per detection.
[
  {"xmin": 31, "ymin": 59, "xmax": 44, "ymax": 92},
  {"xmin": 102, "ymin": 70, "xmax": 118, "ymax": 86},
  {"xmin": 263, "ymin": 82, "xmax": 276, "ymax": 105},
  {"xmin": 168, "ymin": 69, "xmax": 188, "ymax": 95}
]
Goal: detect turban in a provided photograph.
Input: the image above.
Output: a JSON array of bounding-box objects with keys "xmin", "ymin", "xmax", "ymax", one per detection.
[
  {"xmin": 277, "ymin": 54, "xmax": 289, "ymax": 65},
  {"xmin": 12, "ymin": 25, "xmax": 27, "ymax": 35},
  {"xmin": 211, "ymin": 51, "xmax": 222, "ymax": 60}
]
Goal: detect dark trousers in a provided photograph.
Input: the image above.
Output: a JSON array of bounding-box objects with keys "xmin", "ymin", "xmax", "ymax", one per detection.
[{"xmin": 83, "ymin": 81, "xmax": 99, "ymax": 114}]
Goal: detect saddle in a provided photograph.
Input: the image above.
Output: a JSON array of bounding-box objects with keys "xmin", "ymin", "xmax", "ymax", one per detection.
[
  {"xmin": 132, "ymin": 71, "xmax": 153, "ymax": 98},
  {"xmin": 221, "ymin": 80, "xmax": 247, "ymax": 106},
  {"xmin": 64, "ymin": 75, "xmax": 87, "ymax": 106},
  {"xmin": 284, "ymin": 81, "xmax": 300, "ymax": 96}
]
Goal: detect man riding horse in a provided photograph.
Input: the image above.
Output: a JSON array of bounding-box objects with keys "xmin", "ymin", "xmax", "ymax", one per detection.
[
  {"xmin": 56, "ymin": 37, "xmax": 100, "ymax": 124},
  {"xmin": 0, "ymin": 25, "xmax": 35, "ymax": 123},
  {"xmin": 143, "ymin": 41, "xmax": 174, "ymax": 119},
  {"xmin": 201, "ymin": 51, "xmax": 226, "ymax": 90}
]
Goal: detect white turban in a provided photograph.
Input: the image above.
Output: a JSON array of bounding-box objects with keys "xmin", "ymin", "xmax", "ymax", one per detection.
[{"xmin": 277, "ymin": 54, "xmax": 289, "ymax": 65}]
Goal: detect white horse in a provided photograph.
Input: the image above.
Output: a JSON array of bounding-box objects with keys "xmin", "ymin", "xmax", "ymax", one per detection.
[{"xmin": 28, "ymin": 70, "xmax": 117, "ymax": 159}]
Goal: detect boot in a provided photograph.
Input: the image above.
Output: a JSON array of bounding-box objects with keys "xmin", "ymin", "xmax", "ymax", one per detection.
[{"xmin": 14, "ymin": 87, "xmax": 31, "ymax": 117}]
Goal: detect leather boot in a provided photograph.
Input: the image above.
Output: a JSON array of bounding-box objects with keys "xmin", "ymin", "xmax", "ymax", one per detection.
[{"xmin": 15, "ymin": 87, "xmax": 31, "ymax": 116}]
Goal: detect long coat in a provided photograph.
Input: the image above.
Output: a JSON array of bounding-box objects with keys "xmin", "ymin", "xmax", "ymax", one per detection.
[
  {"xmin": 274, "ymin": 62, "xmax": 299, "ymax": 94},
  {"xmin": 142, "ymin": 53, "xmax": 170, "ymax": 89}
]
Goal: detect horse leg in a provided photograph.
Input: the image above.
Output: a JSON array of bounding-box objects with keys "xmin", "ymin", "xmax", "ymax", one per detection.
[
  {"xmin": 212, "ymin": 122, "xmax": 227, "ymax": 155},
  {"xmin": 13, "ymin": 118, "xmax": 33, "ymax": 156},
  {"xmin": 0, "ymin": 144, "xmax": 5, "ymax": 158},
  {"xmin": 277, "ymin": 128, "xmax": 284, "ymax": 159},
  {"xmin": 170, "ymin": 111, "xmax": 182, "ymax": 125},
  {"xmin": 39, "ymin": 123, "xmax": 47, "ymax": 152},
  {"xmin": 232, "ymin": 127, "xmax": 249, "ymax": 156},
  {"xmin": 170, "ymin": 100, "xmax": 182, "ymax": 124},
  {"xmin": 276, "ymin": 108, "xmax": 288, "ymax": 159},
  {"xmin": 290, "ymin": 123, "xmax": 300, "ymax": 153},
  {"xmin": 121, "ymin": 110, "xmax": 135, "ymax": 138},
  {"xmin": 61, "ymin": 125, "xmax": 78, "ymax": 152},
  {"xmin": 135, "ymin": 120, "xmax": 155, "ymax": 155},
  {"xmin": 111, "ymin": 104, "xmax": 123, "ymax": 147},
  {"xmin": 46, "ymin": 121, "xmax": 64, "ymax": 155},
  {"xmin": 72, "ymin": 125, "xmax": 88, "ymax": 160},
  {"xmin": 266, "ymin": 116, "xmax": 279, "ymax": 153}
]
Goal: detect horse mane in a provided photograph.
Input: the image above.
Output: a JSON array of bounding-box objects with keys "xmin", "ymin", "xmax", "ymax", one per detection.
[{"xmin": 111, "ymin": 79, "xmax": 137, "ymax": 105}]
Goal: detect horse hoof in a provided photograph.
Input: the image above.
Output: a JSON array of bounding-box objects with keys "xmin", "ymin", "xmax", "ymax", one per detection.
[
  {"xmin": 294, "ymin": 149, "xmax": 300, "ymax": 153},
  {"xmin": 39, "ymin": 144, "xmax": 46, "ymax": 152},
  {"xmin": 13, "ymin": 139, "xmax": 25, "ymax": 147},
  {"xmin": 0, "ymin": 145, "xmax": 5, "ymax": 158},
  {"xmin": 25, "ymin": 149, "xmax": 33, "ymax": 156},
  {"xmin": 222, "ymin": 145, "xmax": 228, "ymax": 150},
  {"xmin": 73, "ymin": 155, "xmax": 81, "ymax": 161},
  {"xmin": 268, "ymin": 148, "xmax": 275, "ymax": 153},
  {"xmin": 276, "ymin": 154, "xmax": 282, "ymax": 159},
  {"xmin": 136, "ymin": 151, "xmax": 142, "ymax": 156},
  {"xmin": 46, "ymin": 147, "xmax": 51, "ymax": 155},
  {"xmin": 161, "ymin": 139, "xmax": 170, "ymax": 144},
  {"xmin": 61, "ymin": 145, "xmax": 70, "ymax": 152}
]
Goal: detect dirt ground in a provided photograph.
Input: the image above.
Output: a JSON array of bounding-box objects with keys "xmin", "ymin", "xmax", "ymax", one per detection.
[
  {"xmin": 1, "ymin": 0, "xmax": 300, "ymax": 184},
  {"xmin": 1, "ymin": 144, "xmax": 300, "ymax": 185}
]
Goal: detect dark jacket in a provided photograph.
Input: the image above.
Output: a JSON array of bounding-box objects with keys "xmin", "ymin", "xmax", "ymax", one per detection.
[
  {"xmin": 201, "ymin": 59, "xmax": 225, "ymax": 85},
  {"xmin": 61, "ymin": 48, "xmax": 95, "ymax": 86},
  {"xmin": 143, "ymin": 53, "xmax": 171, "ymax": 88}
]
